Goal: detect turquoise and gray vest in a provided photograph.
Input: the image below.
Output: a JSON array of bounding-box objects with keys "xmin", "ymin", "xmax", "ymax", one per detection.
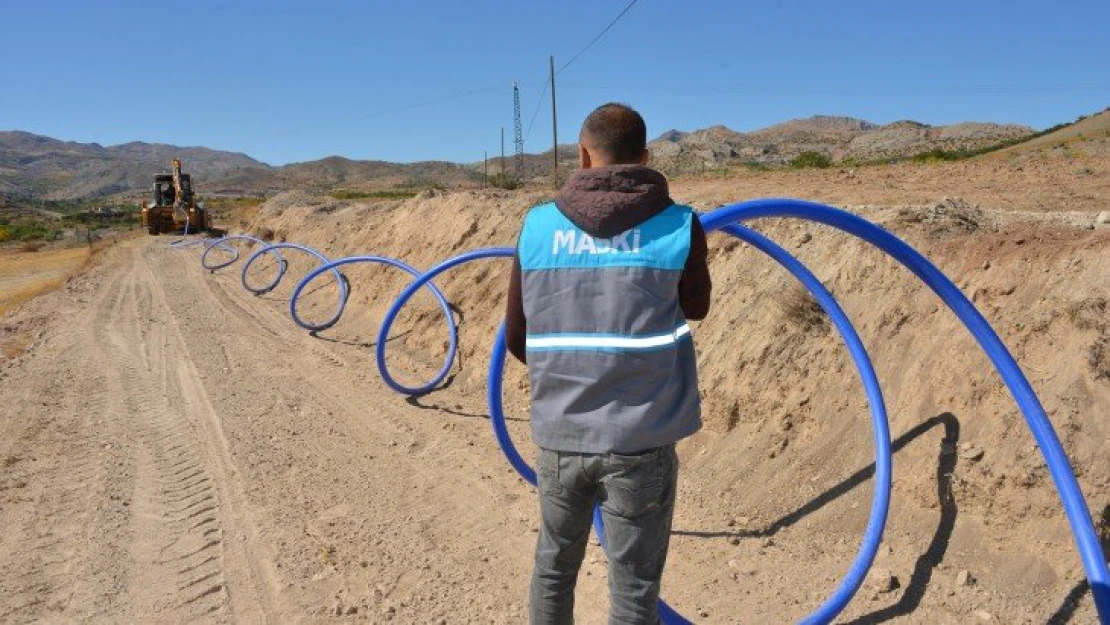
[{"xmin": 518, "ymin": 202, "xmax": 702, "ymax": 453}]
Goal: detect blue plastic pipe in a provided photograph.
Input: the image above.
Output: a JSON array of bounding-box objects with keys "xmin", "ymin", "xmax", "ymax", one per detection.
[
  {"xmin": 170, "ymin": 238, "xmax": 204, "ymax": 248},
  {"xmin": 701, "ymin": 199, "xmax": 1110, "ymax": 623},
  {"xmin": 171, "ymin": 237, "xmax": 236, "ymax": 254},
  {"xmin": 292, "ymin": 255, "xmax": 459, "ymax": 389},
  {"xmin": 487, "ymin": 220, "xmax": 893, "ymax": 624},
  {"xmin": 167, "ymin": 214, "xmax": 192, "ymax": 244},
  {"xmin": 201, "ymin": 235, "xmax": 282, "ymax": 272},
  {"xmin": 240, "ymin": 245, "xmax": 291, "ymax": 295},
  {"xmin": 242, "ymin": 242, "xmax": 350, "ymax": 332},
  {"xmin": 376, "ymin": 248, "xmax": 515, "ymax": 396}
]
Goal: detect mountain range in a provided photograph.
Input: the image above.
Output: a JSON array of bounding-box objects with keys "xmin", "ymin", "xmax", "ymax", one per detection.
[
  {"xmin": 0, "ymin": 115, "xmax": 1044, "ymax": 202},
  {"xmin": 647, "ymin": 115, "xmax": 1034, "ymax": 173}
]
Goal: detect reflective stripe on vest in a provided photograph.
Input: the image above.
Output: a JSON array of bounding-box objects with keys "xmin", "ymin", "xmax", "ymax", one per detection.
[{"xmin": 526, "ymin": 323, "xmax": 691, "ymax": 353}]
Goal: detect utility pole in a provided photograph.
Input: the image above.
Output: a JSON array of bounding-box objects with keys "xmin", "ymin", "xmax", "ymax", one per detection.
[
  {"xmin": 513, "ymin": 82, "xmax": 525, "ymax": 183},
  {"xmin": 500, "ymin": 127, "xmax": 505, "ymax": 177},
  {"xmin": 483, "ymin": 151, "xmax": 488, "ymax": 189},
  {"xmin": 550, "ymin": 56, "xmax": 558, "ymax": 189}
]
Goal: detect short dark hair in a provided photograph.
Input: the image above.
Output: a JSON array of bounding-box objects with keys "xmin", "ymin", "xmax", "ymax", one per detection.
[{"xmin": 579, "ymin": 102, "xmax": 647, "ymax": 164}]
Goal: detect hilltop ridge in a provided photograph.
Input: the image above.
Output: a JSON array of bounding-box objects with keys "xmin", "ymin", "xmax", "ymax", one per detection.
[{"xmin": 4, "ymin": 110, "xmax": 1106, "ymax": 201}]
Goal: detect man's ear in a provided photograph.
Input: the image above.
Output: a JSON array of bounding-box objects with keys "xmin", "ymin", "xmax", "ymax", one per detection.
[
  {"xmin": 578, "ymin": 144, "xmax": 592, "ymax": 169},
  {"xmin": 638, "ymin": 148, "xmax": 650, "ymax": 165}
]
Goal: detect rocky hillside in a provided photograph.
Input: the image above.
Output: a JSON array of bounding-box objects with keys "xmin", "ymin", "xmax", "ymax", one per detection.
[
  {"xmin": 280, "ymin": 156, "xmax": 480, "ymax": 194},
  {"xmin": 485, "ymin": 115, "xmax": 1041, "ymax": 182},
  {"xmin": 0, "ymin": 131, "xmax": 268, "ymax": 200},
  {"xmin": 0, "ymin": 111, "xmax": 1084, "ymax": 201},
  {"xmin": 0, "ymin": 133, "xmax": 480, "ymax": 202},
  {"xmin": 201, "ymin": 156, "xmax": 483, "ymax": 198},
  {"xmin": 648, "ymin": 115, "xmax": 1035, "ymax": 174}
]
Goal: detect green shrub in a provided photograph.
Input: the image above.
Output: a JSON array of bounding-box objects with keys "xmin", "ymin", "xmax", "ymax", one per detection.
[
  {"xmin": 9, "ymin": 222, "xmax": 52, "ymax": 241},
  {"xmin": 487, "ymin": 173, "xmax": 520, "ymax": 190},
  {"xmin": 912, "ymin": 149, "xmax": 968, "ymax": 163},
  {"xmin": 329, "ymin": 189, "xmax": 419, "ymax": 200},
  {"xmin": 789, "ymin": 151, "xmax": 832, "ymax": 169}
]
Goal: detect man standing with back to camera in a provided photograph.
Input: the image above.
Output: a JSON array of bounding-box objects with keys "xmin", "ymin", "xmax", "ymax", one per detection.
[{"xmin": 505, "ymin": 102, "xmax": 712, "ymax": 624}]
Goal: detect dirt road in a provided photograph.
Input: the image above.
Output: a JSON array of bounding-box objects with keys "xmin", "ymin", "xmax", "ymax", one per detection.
[{"xmin": 0, "ymin": 237, "xmax": 548, "ymax": 622}]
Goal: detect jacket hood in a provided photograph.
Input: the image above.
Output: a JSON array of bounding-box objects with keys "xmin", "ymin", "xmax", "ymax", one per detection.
[{"xmin": 554, "ymin": 165, "xmax": 673, "ymax": 238}]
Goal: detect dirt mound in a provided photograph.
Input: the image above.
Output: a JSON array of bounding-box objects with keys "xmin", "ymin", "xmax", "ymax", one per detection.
[{"xmin": 239, "ymin": 166, "xmax": 1107, "ymax": 621}]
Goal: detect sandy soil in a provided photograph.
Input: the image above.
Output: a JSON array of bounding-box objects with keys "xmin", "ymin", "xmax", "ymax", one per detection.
[{"xmin": 0, "ymin": 145, "xmax": 1106, "ymax": 623}]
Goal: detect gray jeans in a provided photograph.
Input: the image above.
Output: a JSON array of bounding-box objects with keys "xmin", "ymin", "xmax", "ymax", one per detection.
[{"xmin": 530, "ymin": 444, "xmax": 679, "ymax": 625}]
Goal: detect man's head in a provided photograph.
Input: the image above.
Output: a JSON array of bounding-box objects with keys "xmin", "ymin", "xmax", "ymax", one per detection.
[{"xmin": 578, "ymin": 102, "xmax": 649, "ymax": 169}]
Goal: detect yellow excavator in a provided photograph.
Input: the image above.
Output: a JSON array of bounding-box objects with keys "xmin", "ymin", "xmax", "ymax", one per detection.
[{"xmin": 140, "ymin": 158, "xmax": 224, "ymax": 235}]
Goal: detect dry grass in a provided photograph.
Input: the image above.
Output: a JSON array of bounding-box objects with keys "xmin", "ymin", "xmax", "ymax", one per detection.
[
  {"xmin": 0, "ymin": 242, "xmax": 118, "ymax": 360},
  {"xmin": 0, "ymin": 275, "xmax": 69, "ymax": 318},
  {"xmin": 0, "ymin": 246, "xmax": 91, "ymax": 317},
  {"xmin": 0, "ymin": 237, "xmax": 122, "ymax": 348}
]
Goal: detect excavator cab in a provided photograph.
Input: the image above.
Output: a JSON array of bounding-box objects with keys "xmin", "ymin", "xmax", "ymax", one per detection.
[{"xmin": 153, "ymin": 176, "xmax": 175, "ymax": 206}]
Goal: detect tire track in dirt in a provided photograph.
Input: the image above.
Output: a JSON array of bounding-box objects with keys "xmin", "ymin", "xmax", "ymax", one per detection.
[
  {"xmin": 3, "ymin": 238, "xmax": 542, "ymax": 622},
  {"xmin": 163, "ymin": 244, "xmax": 541, "ymax": 620},
  {"xmin": 107, "ymin": 244, "xmax": 282, "ymax": 621},
  {"xmin": 94, "ymin": 295, "xmax": 233, "ymax": 620},
  {"xmin": 0, "ymin": 256, "xmax": 136, "ymax": 622},
  {"xmin": 0, "ymin": 239, "xmax": 283, "ymax": 622}
]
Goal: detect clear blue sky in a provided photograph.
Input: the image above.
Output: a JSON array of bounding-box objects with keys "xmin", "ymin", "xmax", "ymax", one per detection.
[{"xmin": 2, "ymin": 0, "xmax": 1107, "ymax": 166}]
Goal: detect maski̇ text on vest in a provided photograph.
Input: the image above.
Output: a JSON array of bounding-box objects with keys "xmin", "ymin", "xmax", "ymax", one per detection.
[{"xmin": 551, "ymin": 229, "xmax": 641, "ymax": 255}]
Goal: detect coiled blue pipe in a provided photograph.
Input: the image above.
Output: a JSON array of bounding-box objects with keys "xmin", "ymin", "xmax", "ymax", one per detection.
[
  {"xmin": 375, "ymin": 248, "xmax": 515, "ymax": 395},
  {"xmin": 700, "ymin": 198, "xmax": 1109, "ymax": 623},
  {"xmin": 240, "ymin": 247, "xmax": 290, "ymax": 295},
  {"xmin": 171, "ymin": 196, "xmax": 1107, "ymax": 621},
  {"xmin": 292, "ymin": 255, "xmax": 459, "ymax": 391},
  {"xmin": 201, "ymin": 235, "xmax": 282, "ymax": 273},
  {"xmin": 721, "ymin": 223, "xmax": 891, "ymax": 624},
  {"xmin": 241, "ymin": 243, "xmax": 351, "ymax": 333},
  {"xmin": 170, "ymin": 238, "xmax": 204, "ymax": 248},
  {"xmin": 170, "ymin": 237, "xmax": 236, "ymax": 254},
  {"xmin": 485, "ymin": 218, "xmax": 892, "ymax": 624}
]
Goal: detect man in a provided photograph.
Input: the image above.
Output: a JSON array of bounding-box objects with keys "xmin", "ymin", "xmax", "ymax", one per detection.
[{"xmin": 505, "ymin": 102, "xmax": 711, "ymax": 624}]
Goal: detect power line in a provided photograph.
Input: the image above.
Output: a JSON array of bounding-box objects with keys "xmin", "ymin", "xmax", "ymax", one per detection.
[
  {"xmin": 525, "ymin": 0, "xmax": 639, "ymax": 143},
  {"xmin": 555, "ymin": 83, "xmax": 1110, "ymax": 96},
  {"xmin": 256, "ymin": 85, "xmax": 502, "ymax": 142},
  {"xmin": 556, "ymin": 0, "xmax": 639, "ymax": 75},
  {"xmin": 524, "ymin": 79, "xmax": 549, "ymax": 142}
]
